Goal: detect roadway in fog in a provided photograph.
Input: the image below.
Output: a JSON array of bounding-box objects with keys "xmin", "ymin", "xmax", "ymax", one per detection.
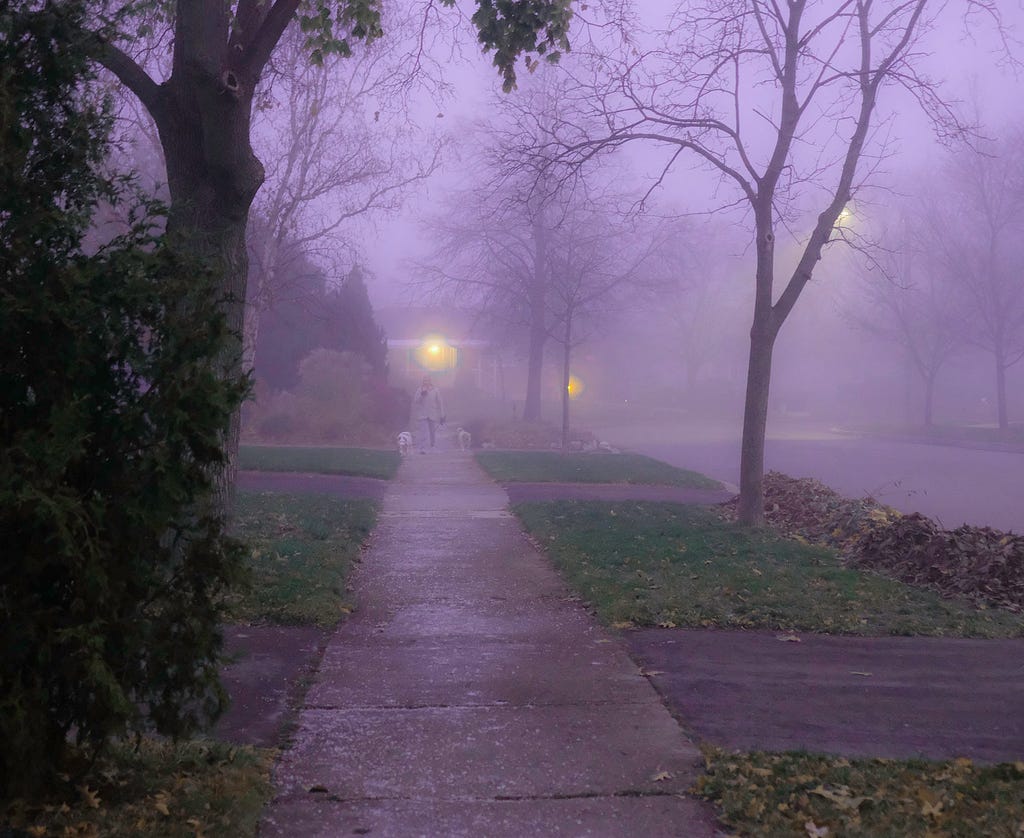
[{"xmin": 594, "ymin": 418, "xmax": 1024, "ymax": 533}]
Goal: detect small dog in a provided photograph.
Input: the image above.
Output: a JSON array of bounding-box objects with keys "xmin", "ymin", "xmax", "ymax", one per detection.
[
  {"xmin": 456, "ymin": 427, "xmax": 472, "ymax": 451},
  {"xmin": 397, "ymin": 431, "xmax": 413, "ymax": 456}
]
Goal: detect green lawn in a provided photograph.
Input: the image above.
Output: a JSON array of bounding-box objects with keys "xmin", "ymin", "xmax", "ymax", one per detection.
[
  {"xmin": 476, "ymin": 450, "xmax": 723, "ymax": 489},
  {"xmin": 512, "ymin": 500, "xmax": 1023, "ymax": 637},
  {"xmin": 227, "ymin": 491, "xmax": 377, "ymax": 627},
  {"xmin": 697, "ymin": 747, "xmax": 1024, "ymax": 837},
  {"xmin": 1, "ymin": 739, "xmax": 274, "ymax": 837},
  {"xmin": 238, "ymin": 444, "xmax": 399, "ymax": 479}
]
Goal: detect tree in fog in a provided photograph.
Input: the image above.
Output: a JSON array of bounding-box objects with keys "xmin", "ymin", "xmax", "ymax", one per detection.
[
  {"xmin": 925, "ymin": 133, "xmax": 1024, "ymax": 432},
  {"xmin": 651, "ymin": 220, "xmax": 748, "ymax": 401},
  {"xmin": 245, "ymin": 24, "xmax": 442, "ymax": 367},
  {"xmin": 254, "ymin": 260, "xmax": 387, "ymax": 390},
  {"xmin": 545, "ymin": 202, "xmax": 661, "ymax": 447},
  {"xmin": 89, "ymin": 0, "xmax": 575, "ymax": 504},
  {"xmin": 847, "ymin": 197, "xmax": 963, "ymax": 428},
  {"xmin": 417, "ymin": 76, "xmax": 587, "ymax": 422},
  {"xmin": 553, "ymin": 0, "xmax": 1001, "ymax": 524}
]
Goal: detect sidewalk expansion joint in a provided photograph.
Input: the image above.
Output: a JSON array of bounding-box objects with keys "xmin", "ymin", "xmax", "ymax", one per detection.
[
  {"xmin": 275, "ymin": 789, "xmax": 692, "ymax": 806},
  {"xmin": 378, "ymin": 510, "xmax": 512, "ymax": 519},
  {"xmin": 302, "ymin": 699, "xmax": 652, "ymax": 711}
]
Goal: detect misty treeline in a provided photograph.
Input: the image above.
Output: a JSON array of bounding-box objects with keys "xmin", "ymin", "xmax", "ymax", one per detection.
[
  {"xmin": 78, "ymin": 0, "xmax": 574, "ymax": 510},
  {"xmin": 26, "ymin": 0, "xmax": 1017, "ymax": 524},
  {"xmin": 414, "ymin": 74, "xmax": 669, "ymax": 449},
  {"xmin": 847, "ymin": 134, "xmax": 1024, "ymax": 433},
  {"xmin": 410, "ymin": 0, "xmax": 1016, "ymax": 524}
]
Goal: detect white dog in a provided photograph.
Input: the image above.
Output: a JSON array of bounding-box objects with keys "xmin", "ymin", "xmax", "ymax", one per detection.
[
  {"xmin": 397, "ymin": 431, "xmax": 413, "ymax": 456},
  {"xmin": 456, "ymin": 427, "xmax": 472, "ymax": 451}
]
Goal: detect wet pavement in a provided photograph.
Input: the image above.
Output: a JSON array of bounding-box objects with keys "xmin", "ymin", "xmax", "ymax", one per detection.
[
  {"xmin": 628, "ymin": 628, "xmax": 1024, "ymax": 764},
  {"xmin": 258, "ymin": 451, "xmax": 719, "ymax": 838},
  {"xmin": 592, "ymin": 418, "xmax": 1024, "ymax": 532}
]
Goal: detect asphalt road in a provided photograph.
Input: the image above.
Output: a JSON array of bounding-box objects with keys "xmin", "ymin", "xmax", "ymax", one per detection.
[{"xmin": 593, "ymin": 419, "xmax": 1024, "ymax": 533}]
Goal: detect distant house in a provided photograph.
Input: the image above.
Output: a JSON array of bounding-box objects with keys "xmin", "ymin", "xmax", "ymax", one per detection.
[{"xmin": 376, "ymin": 307, "xmax": 506, "ymax": 397}]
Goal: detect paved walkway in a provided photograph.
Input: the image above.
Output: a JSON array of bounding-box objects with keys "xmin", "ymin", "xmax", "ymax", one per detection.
[{"xmin": 259, "ymin": 451, "xmax": 718, "ymax": 837}]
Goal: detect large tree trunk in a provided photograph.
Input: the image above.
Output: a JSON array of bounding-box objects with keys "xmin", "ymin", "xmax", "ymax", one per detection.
[
  {"xmin": 737, "ymin": 211, "xmax": 779, "ymax": 527},
  {"xmin": 156, "ymin": 73, "xmax": 265, "ymax": 514},
  {"xmin": 737, "ymin": 323, "xmax": 775, "ymax": 526},
  {"xmin": 995, "ymin": 346, "xmax": 1008, "ymax": 432},
  {"xmin": 923, "ymin": 370, "xmax": 935, "ymax": 428},
  {"xmin": 524, "ymin": 313, "xmax": 546, "ymax": 422}
]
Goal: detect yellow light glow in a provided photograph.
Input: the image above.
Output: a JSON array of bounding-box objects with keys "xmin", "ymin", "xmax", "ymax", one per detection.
[
  {"xmin": 567, "ymin": 374, "xmax": 584, "ymax": 400},
  {"xmin": 835, "ymin": 205, "xmax": 853, "ymax": 225},
  {"xmin": 416, "ymin": 334, "xmax": 454, "ymax": 371}
]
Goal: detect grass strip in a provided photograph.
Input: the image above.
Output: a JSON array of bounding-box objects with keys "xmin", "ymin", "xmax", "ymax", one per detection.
[
  {"xmin": 696, "ymin": 746, "xmax": 1024, "ymax": 837},
  {"xmin": 476, "ymin": 450, "xmax": 723, "ymax": 489},
  {"xmin": 2, "ymin": 739, "xmax": 274, "ymax": 838},
  {"xmin": 512, "ymin": 500, "xmax": 1023, "ymax": 637},
  {"xmin": 228, "ymin": 491, "xmax": 376, "ymax": 627},
  {"xmin": 238, "ymin": 444, "xmax": 399, "ymax": 479}
]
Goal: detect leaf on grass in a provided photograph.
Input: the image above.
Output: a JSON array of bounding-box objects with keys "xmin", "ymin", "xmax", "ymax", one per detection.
[
  {"xmin": 657, "ymin": 620, "xmax": 677, "ymax": 628},
  {"xmin": 776, "ymin": 633, "xmax": 802, "ymax": 642},
  {"xmin": 810, "ymin": 784, "xmax": 871, "ymax": 811},
  {"xmin": 78, "ymin": 785, "xmax": 101, "ymax": 809},
  {"xmin": 152, "ymin": 791, "xmax": 171, "ymax": 816}
]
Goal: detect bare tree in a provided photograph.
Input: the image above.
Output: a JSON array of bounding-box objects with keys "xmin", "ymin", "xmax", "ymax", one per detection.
[
  {"xmin": 847, "ymin": 201, "xmax": 962, "ymax": 427},
  {"xmin": 546, "ymin": 202, "xmax": 663, "ymax": 447},
  {"xmin": 650, "ymin": 220, "xmax": 749, "ymax": 401},
  {"xmin": 416, "ymin": 75, "xmax": 593, "ymax": 422},
  {"xmin": 244, "ymin": 23, "xmax": 444, "ymax": 369},
  {"xmin": 88, "ymin": 0, "xmax": 574, "ymax": 507},
  {"xmin": 925, "ymin": 132, "xmax": 1024, "ymax": 432},
  {"xmin": 552, "ymin": 0, "xmax": 1001, "ymax": 524}
]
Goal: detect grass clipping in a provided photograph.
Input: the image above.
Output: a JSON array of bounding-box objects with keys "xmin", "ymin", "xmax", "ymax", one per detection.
[
  {"xmin": 697, "ymin": 746, "xmax": 1024, "ymax": 837},
  {"xmin": 723, "ymin": 472, "xmax": 1024, "ymax": 615}
]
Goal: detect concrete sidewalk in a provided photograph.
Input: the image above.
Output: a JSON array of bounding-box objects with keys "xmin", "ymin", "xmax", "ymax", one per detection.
[{"xmin": 259, "ymin": 451, "xmax": 718, "ymax": 837}]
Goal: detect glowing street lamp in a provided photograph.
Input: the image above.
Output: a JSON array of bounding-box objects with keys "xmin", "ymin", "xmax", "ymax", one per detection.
[
  {"xmin": 567, "ymin": 374, "xmax": 584, "ymax": 400},
  {"xmin": 416, "ymin": 333, "xmax": 452, "ymax": 371}
]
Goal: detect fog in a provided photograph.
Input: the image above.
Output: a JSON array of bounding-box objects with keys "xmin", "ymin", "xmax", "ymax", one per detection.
[{"xmin": 241, "ymin": 1, "xmax": 1024, "ymax": 530}]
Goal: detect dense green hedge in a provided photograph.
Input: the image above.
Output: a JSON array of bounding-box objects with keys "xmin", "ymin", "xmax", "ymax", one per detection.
[{"xmin": 0, "ymin": 1, "xmax": 248, "ymax": 796}]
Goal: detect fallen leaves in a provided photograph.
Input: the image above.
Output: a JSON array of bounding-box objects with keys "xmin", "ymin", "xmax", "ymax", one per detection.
[
  {"xmin": 804, "ymin": 819, "xmax": 830, "ymax": 837},
  {"xmin": 776, "ymin": 633, "xmax": 802, "ymax": 643},
  {"xmin": 696, "ymin": 746, "xmax": 1024, "ymax": 838}
]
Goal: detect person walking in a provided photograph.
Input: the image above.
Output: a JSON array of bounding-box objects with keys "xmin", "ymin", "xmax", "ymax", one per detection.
[{"xmin": 413, "ymin": 375, "xmax": 445, "ymax": 453}]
